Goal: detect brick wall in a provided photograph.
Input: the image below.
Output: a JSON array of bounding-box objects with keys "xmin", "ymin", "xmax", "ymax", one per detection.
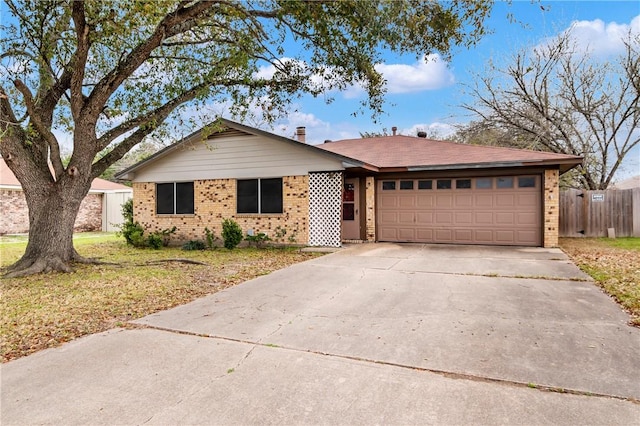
[
  {"xmin": 0, "ymin": 189, "xmax": 103, "ymax": 234},
  {"xmin": 75, "ymin": 193, "xmax": 103, "ymax": 232},
  {"xmin": 133, "ymin": 175, "xmax": 310, "ymax": 245},
  {"xmin": 0, "ymin": 189, "xmax": 29, "ymax": 234},
  {"xmin": 543, "ymin": 168, "xmax": 560, "ymax": 248},
  {"xmin": 364, "ymin": 176, "xmax": 376, "ymax": 241}
]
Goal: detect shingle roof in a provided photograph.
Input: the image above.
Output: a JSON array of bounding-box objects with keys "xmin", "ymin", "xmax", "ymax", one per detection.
[
  {"xmin": 318, "ymin": 135, "xmax": 582, "ymax": 172},
  {"xmin": 0, "ymin": 159, "xmax": 131, "ymax": 192}
]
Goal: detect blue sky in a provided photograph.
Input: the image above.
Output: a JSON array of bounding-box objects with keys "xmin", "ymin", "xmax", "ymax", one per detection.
[
  {"xmin": 2, "ymin": 1, "xmax": 638, "ymax": 179},
  {"xmin": 259, "ymin": 1, "xmax": 639, "ymax": 180}
]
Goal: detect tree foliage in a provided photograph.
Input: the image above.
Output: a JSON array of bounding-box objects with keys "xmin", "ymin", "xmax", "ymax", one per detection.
[
  {"xmin": 0, "ymin": 0, "xmax": 493, "ymax": 276},
  {"xmin": 462, "ymin": 29, "xmax": 640, "ymax": 190}
]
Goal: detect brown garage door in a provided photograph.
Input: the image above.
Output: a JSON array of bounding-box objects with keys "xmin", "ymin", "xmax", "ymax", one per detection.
[{"xmin": 377, "ymin": 176, "xmax": 542, "ymax": 246}]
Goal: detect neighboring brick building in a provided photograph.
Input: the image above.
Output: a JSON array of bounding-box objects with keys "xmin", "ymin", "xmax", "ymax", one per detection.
[
  {"xmin": 0, "ymin": 160, "xmax": 132, "ymax": 235},
  {"xmin": 116, "ymin": 118, "xmax": 582, "ymax": 248}
]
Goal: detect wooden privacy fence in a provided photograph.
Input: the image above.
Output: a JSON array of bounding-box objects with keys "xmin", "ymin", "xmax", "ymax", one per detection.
[{"xmin": 560, "ymin": 188, "xmax": 640, "ymax": 237}]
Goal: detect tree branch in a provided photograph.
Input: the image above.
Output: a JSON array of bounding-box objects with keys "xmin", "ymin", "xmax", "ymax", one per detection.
[{"xmin": 12, "ymin": 79, "xmax": 65, "ymax": 178}]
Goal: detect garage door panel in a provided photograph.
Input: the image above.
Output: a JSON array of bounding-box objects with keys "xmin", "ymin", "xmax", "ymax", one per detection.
[
  {"xmin": 379, "ymin": 227, "xmax": 398, "ymax": 240},
  {"xmin": 455, "ymin": 211, "xmax": 473, "ymax": 224},
  {"xmin": 495, "ymin": 230, "xmax": 516, "ymax": 243},
  {"xmin": 496, "ymin": 212, "xmax": 515, "ymax": 225},
  {"xmin": 475, "ymin": 194, "xmax": 494, "ymax": 207},
  {"xmin": 398, "ymin": 212, "xmax": 414, "ymax": 223},
  {"xmin": 417, "ymin": 195, "xmax": 434, "ymax": 207},
  {"xmin": 475, "ymin": 212, "xmax": 493, "ymax": 224},
  {"xmin": 416, "ymin": 212, "xmax": 433, "ymax": 224},
  {"xmin": 435, "ymin": 229, "xmax": 453, "ymax": 241},
  {"xmin": 454, "ymin": 229, "xmax": 473, "ymax": 242},
  {"xmin": 380, "ymin": 196, "xmax": 398, "ymax": 208},
  {"xmin": 518, "ymin": 193, "xmax": 538, "ymax": 206},
  {"xmin": 398, "ymin": 228, "xmax": 416, "ymax": 240},
  {"xmin": 495, "ymin": 194, "xmax": 515, "ymax": 206},
  {"xmin": 517, "ymin": 212, "xmax": 537, "ymax": 225},
  {"xmin": 474, "ymin": 230, "xmax": 493, "ymax": 243},
  {"xmin": 379, "ymin": 211, "xmax": 398, "ymax": 224},
  {"xmin": 435, "ymin": 212, "xmax": 453, "ymax": 224},
  {"xmin": 416, "ymin": 229, "xmax": 433, "ymax": 240},
  {"xmin": 455, "ymin": 194, "xmax": 473, "ymax": 207},
  {"xmin": 399, "ymin": 196, "xmax": 415, "ymax": 208},
  {"xmin": 377, "ymin": 176, "xmax": 541, "ymax": 246},
  {"xmin": 436, "ymin": 194, "xmax": 453, "ymax": 207}
]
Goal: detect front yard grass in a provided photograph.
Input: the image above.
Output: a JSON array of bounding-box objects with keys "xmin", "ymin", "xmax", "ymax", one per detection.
[
  {"xmin": 0, "ymin": 233, "xmax": 322, "ymax": 362},
  {"xmin": 560, "ymin": 237, "xmax": 640, "ymax": 326}
]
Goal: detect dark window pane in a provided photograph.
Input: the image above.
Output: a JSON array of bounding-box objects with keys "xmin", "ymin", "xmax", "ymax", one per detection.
[
  {"xmin": 237, "ymin": 179, "xmax": 258, "ymax": 213},
  {"xmin": 497, "ymin": 177, "xmax": 514, "ymax": 188},
  {"xmin": 382, "ymin": 181, "xmax": 396, "ymax": 190},
  {"xmin": 476, "ymin": 178, "xmax": 492, "ymax": 189},
  {"xmin": 518, "ymin": 176, "xmax": 536, "ymax": 188},
  {"xmin": 343, "ymin": 203, "xmax": 355, "ymax": 220},
  {"xmin": 176, "ymin": 182, "xmax": 194, "ymax": 214},
  {"xmin": 418, "ymin": 180, "xmax": 432, "ymax": 190},
  {"xmin": 456, "ymin": 179, "xmax": 472, "ymax": 189},
  {"xmin": 400, "ymin": 180, "xmax": 414, "ymax": 190},
  {"xmin": 437, "ymin": 179, "xmax": 452, "ymax": 189},
  {"xmin": 260, "ymin": 178, "xmax": 283, "ymax": 214},
  {"xmin": 156, "ymin": 183, "xmax": 174, "ymax": 214}
]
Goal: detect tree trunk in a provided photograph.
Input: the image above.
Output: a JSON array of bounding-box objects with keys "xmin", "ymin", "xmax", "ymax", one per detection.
[{"xmin": 4, "ymin": 178, "xmax": 91, "ymax": 278}]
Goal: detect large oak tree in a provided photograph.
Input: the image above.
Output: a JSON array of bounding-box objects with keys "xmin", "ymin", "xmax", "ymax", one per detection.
[{"xmin": 1, "ymin": 0, "xmax": 492, "ymax": 277}]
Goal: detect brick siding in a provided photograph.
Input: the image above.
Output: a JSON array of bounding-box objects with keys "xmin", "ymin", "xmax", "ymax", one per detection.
[
  {"xmin": 543, "ymin": 168, "xmax": 560, "ymax": 247},
  {"xmin": 0, "ymin": 189, "xmax": 103, "ymax": 234},
  {"xmin": 364, "ymin": 176, "xmax": 376, "ymax": 241},
  {"xmin": 133, "ymin": 175, "xmax": 310, "ymax": 245}
]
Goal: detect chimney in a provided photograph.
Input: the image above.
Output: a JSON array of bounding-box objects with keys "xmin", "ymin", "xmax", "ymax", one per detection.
[
  {"xmin": 417, "ymin": 131, "xmax": 427, "ymax": 138},
  {"xmin": 296, "ymin": 126, "xmax": 306, "ymax": 143},
  {"xmin": 392, "ymin": 126, "xmax": 397, "ymax": 136}
]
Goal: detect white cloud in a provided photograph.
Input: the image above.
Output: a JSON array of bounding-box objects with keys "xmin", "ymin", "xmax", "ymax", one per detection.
[
  {"xmin": 344, "ymin": 54, "xmax": 455, "ymax": 99},
  {"xmin": 557, "ymin": 14, "xmax": 640, "ymax": 56},
  {"xmin": 375, "ymin": 54, "xmax": 455, "ymax": 94}
]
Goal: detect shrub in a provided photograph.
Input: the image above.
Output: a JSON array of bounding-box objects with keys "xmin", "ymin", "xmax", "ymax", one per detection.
[
  {"xmin": 182, "ymin": 240, "xmax": 206, "ymax": 251},
  {"xmin": 245, "ymin": 232, "xmax": 271, "ymax": 248},
  {"xmin": 222, "ymin": 218, "xmax": 243, "ymax": 250},
  {"xmin": 204, "ymin": 227, "xmax": 218, "ymax": 249},
  {"xmin": 117, "ymin": 200, "xmax": 175, "ymax": 249},
  {"xmin": 146, "ymin": 232, "xmax": 164, "ymax": 249}
]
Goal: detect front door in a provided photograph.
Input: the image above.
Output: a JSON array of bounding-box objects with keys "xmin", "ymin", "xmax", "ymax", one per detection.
[{"xmin": 342, "ymin": 178, "xmax": 360, "ymax": 240}]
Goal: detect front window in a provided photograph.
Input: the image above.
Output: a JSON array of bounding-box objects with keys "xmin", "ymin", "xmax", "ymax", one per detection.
[
  {"xmin": 237, "ymin": 178, "xmax": 283, "ymax": 214},
  {"xmin": 156, "ymin": 182, "xmax": 194, "ymax": 214}
]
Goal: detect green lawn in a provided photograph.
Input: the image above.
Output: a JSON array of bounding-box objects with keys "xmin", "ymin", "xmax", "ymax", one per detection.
[{"xmin": 1, "ymin": 233, "xmax": 321, "ymax": 362}]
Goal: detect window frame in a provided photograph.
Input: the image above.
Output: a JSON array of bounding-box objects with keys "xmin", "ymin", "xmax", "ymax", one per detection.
[
  {"xmin": 237, "ymin": 177, "xmax": 283, "ymax": 214},
  {"xmin": 156, "ymin": 182, "xmax": 194, "ymax": 215}
]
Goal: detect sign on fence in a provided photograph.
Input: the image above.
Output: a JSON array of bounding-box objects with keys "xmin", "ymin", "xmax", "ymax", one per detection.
[{"xmin": 591, "ymin": 194, "xmax": 605, "ymax": 202}]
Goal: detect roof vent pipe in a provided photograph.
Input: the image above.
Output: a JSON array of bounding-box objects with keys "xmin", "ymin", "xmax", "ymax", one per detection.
[
  {"xmin": 392, "ymin": 126, "xmax": 397, "ymax": 136},
  {"xmin": 296, "ymin": 126, "xmax": 306, "ymax": 143},
  {"xmin": 417, "ymin": 131, "xmax": 427, "ymax": 138}
]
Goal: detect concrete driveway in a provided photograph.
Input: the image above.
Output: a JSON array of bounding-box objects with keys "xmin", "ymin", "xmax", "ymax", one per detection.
[{"xmin": 2, "ymin": 243, "xmax": 639, "ymax": 425}]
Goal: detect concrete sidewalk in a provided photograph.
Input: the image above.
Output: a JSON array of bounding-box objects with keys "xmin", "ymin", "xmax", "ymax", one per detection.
[{"xmin": 2, "ymin": 243, "xmax": 639, "ymax": 425}]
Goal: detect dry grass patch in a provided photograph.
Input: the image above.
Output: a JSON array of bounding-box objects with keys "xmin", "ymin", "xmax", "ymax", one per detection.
[
  {"xmin": 1, "ymin": 234, "xmax": 322, "ymax": 362},
  {"xmin": 560, "ymin": 237, "xmax": 640, "ymax": 326}
]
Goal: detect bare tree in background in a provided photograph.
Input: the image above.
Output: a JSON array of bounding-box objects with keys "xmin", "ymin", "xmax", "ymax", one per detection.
[{"xmin": 462, "ymin": 29, "xmax": 640, "ymax": 190}]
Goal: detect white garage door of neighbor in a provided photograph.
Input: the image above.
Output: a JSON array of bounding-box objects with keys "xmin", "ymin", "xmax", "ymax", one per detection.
[{"xmin": 377, "ymin": 176, "xmax": 542, "ymax": 246}]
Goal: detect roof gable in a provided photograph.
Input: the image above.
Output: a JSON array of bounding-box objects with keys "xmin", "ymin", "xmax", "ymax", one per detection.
[{"xmin": 115, "ymin": 118, "xmax": 362, "ymax": 181}]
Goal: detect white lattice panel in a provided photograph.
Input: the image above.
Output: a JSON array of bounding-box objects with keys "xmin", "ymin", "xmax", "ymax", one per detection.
[{"xmin": 309, "ymin": 172, "xmax": 343, "ymax": 247}]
